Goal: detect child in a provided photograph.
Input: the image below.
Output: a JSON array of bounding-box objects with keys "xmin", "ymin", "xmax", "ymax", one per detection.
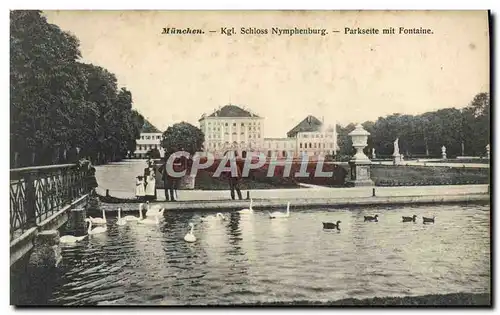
[{"xmin": 135, "ymin": 175, "xmax": 145, "ymax": 200}]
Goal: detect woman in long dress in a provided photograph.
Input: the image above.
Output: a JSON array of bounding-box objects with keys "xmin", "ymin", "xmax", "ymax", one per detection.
[
  {"xmin": 135, "ymin": 176, "xmax": 145, "ymax": 201},
  {"xmin": 145, "ymin": 168, "xmax": 156, "ymax": 201}
]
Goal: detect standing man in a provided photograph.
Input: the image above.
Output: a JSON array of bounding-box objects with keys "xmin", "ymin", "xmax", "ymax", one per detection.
[
  {"xmin": 159, "ymin": 156, "xmax": 176, "ymax": 202},
  {"xmin": 225, "ymin": 150, "xmax": 243, "ymax": 200}
]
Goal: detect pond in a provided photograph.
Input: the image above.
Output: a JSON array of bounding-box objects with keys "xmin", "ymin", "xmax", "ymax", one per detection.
[{"xmin": 13, "ymin": 203, "xmax": 490, "ymax": 305}]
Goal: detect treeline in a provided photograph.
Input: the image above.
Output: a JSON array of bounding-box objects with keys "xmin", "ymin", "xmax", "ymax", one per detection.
[
  {"xmin": 10, "ymin": 11, "xmax": 143, "ymax": 167},
  {"xmin": 336, "ymin": 92, "xmax": 490, "ymax": 159}
]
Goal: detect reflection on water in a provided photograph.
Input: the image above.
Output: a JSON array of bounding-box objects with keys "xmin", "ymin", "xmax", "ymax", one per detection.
[{"xmin": 15, "ymin": 203, "xmax": 490, "ymax": 305}]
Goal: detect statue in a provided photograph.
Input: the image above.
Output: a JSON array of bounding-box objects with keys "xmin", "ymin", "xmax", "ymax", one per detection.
[
  {"xmin": 371, "ymin": 148, "xmax": 376, "ymax": 159},
  {"xmin": 393, "ymin": 138, "xmax": 400, "ymax": 156},
  {"xmin": 486, "ymin": 144, "xmax": 490, "ymax": 159},
  {"xmin": 441, "ymin": 145, "xmax": 447, "ymax": 159}
]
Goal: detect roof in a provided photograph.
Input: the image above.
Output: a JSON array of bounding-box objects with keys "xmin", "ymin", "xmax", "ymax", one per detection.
[
  {"xmin": 286, "ymin": 115, "xmax": 323, "ymax": 138},
  {"xmin": 141, "ymin": 119, "xmax": 162, "ymax": 133},
  {"xmin": 200, "ymin": 104, "xmax": 261, "ymax": 120}
]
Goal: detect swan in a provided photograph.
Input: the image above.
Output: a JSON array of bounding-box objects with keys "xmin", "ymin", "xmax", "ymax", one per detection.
[
  {"xmin": 89, "ymin": 209, "xmax": 107, "ymax": 225},
  {"xmin": 60, "ymin": 234, "xmax": 87, "ymax": 244},
  {"xmin": 201, "ymin": 213, "xmax": 227, "ymax": 222},
  {"xmin": 184, "ymin": 223, "xmax": 196, "ymax": 242},
  {"xmin": 269, "ymin": 202, "xmax": 290, "ymax": 219},
  {"xmin": 238, "ymin": 198, "xmax": 254, "ymax": 214},
  {"xmin": 137, "ymin": 204, "xmax": 160, "ymax": 225},
  {"xmin": 145, "ymin": 201, "xmax": 165, "ymax": 219},
  {"xmin": 238, "ymin": 198, "xmax": 253, "ymax": 214},
  {"xmin": 85, "ymin": 218, "xmax": 107, "ymax": 235},
  {"xmin": 116, "ymin": 207, "xmax": 127, "ymax": 226},
  {"xmin": 123, "ymin": 203, "xmax": 142, "ymax": 222}
]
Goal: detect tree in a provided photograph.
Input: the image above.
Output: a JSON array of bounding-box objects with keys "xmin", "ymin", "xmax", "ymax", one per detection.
[
  {"xmin": 10, "ymin": 10, "xmax": 142, "ymax": 167},
  {"xmin": 161, "ymin": 122, "xmax": 204, "ymax": 157}
]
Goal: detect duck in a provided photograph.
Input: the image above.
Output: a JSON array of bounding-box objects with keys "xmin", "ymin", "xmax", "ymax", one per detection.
[
  {"xmin": 184, "ymin": 223, "xmax": 196, "ymax": 242},
  {"xmin": 85, "ymin": 218, "xmax": 107, "ymax": 235},
  {"xmin": 238, "ymin": 198, "xmax": 254, "ymax": 214},
  {"xmin": 423, "ymin": 216, "xmax": 435, "ymax": 224},
  {"xmin": 364, "ymin": 214, "xmax": 378, "ymax": 222},
  {"xmin": 269, "ymin": 202, "xmax": 290, "ymax": 219},
  {"xmin": 137, "ymin": 204, "xmax": 160, "ymax": 225},
  {"xmin": 123, "ymin": 203, "xmax": 142, "ymax": 222},
  {"xmin": 89, "ymin": 209, "xmax": 107, "ymax": 225},
  {"xmin": 322, "ymin": 221, "xmax": 341, "ymax": 230},
  {"xmin": 60, "ymin": 234, "xmax": 88, "ymax": 244},
  {"xmin": 116, "ymin": 207, "xmax": 127, "ymax": 226},
  {"xmin": 402, "ymin": 215, "xmax": 417, "ymax": 222}
]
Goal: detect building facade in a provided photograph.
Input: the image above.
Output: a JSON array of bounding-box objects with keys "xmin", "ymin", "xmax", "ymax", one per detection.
[
  {"xmin": 199, "ymin": 104, "xmax": 264, "ymax": 158},
  {"xmin": 133, "ymin": 119, "xmax": 165, "ymax": 158},
  {"xmin": 263, "ymin": 115, "xmax": 338, "ymax": 159}
]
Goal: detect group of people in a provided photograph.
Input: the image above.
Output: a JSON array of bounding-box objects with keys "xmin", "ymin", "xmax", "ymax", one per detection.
[
  {"xmin": 134, "ymin": 150, "xmax": 246, "ymax": 202},
  {"xmin": 135, "ymin": 157, "xmax": 181, "ymax": 202}
]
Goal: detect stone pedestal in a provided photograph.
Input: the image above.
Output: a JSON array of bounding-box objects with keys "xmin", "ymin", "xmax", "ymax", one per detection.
[
  {"xmin": 66, "ymin": 207, "xmax": 87, "ymax": 237},
  {"xmin": 393, "ymin": 154, "xmax": 402, "ymax": 165},
  {"xmin": 347, "ymin": 160, "xmax": 374, "ymax": 187},
  {"xmin": 28, "ymin": 230, "xmax": 62, "ymax": 269},
  {"xmin": 26, "ymin": 230, "xmax": 62, "ymax": 305}
]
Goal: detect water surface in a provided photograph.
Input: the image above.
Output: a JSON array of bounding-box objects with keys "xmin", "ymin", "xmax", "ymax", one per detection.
[{"xmin": 38, "ymin": 203, "xmax": 491, "ymax": 305}]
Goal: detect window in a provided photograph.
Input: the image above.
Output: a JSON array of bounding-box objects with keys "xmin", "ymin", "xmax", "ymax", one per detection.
[
  {"xmin": 241, "ymin": 123, "xmax": 245, "ymax": 126},
  {"xmin": 258, "ymin": 134, "xmax": 261, "ymax": 138},
  {"xmin": 233, "ymin": 123, "xmax": 236, "ymax": 127},
  {"xmin": 300, "ymin": 143, "xmax": 303, "ymax": 149},
  {"xmin": 240, "ymin": 132, "xmax": 244, "ymax": 135},
  {"xmin": 309, "ymin": 143, "xmax": 312, "ymax": 148},
  {"xmin": 225, "ymin": 123, "xmax": 228, "ymax": 126},
  {"xmin": 314, "ymin": 143, "xmax": 317, "ymax": 148},
  {"xmin": 323, "ymin": 143, "xmax": 326, "ymax": 148}
]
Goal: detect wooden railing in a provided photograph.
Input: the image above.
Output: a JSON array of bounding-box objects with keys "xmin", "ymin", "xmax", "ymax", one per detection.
[{"xmin": 10, "ymin": 163, "xmax": 89, "ymax": 240}]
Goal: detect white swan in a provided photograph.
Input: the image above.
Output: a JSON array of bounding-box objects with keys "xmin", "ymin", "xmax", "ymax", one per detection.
[
  {"xmin": 123, "ymin": 203, "xmax": 142, "ymax": 222},
  {"xmin": 60, "ymin": 234, "xmax": 87, "ymax": 244},
  {"xmin": 269, "ymin": 202, "xmax": 291, "ymax": 219},
  {"xmin": 145, "ymin": 201, "xmax": 165, "ymax": 219},
  {"xmin": 238, "ymin": 198, "xmax": 254, "ymax": 214},
  {"xmin": 89, "ymin": 209, "xmax": 107, "ymax": 225},
  {"xmin": 85, "ymin": 218, "xmax": 107, "ymax": 234},
  {"xmin": 184, "ymin": 223, "xmax": 196, "ymax": 242},
  {"xmin": 137, "ymin": 204, "xmax": 160, "ymax": 225},
  {"xmin": 116, "ymin": 207, "xmax": 127, "ymax": 226},
  {"xmin": 201, "ymin": 213, "xmax": 227, "ymax": 222}
]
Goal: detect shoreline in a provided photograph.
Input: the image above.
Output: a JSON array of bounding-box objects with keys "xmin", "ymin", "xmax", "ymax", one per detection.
[
  {"xmin": 96, "ymin": 193, "xmax": 490, "ymax": 213},
  {"xmin": 228, "ymin": 292, "xmax": 491, "ymax": 306}
]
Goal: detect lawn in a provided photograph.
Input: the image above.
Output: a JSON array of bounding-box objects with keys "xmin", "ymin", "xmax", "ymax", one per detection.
[
  {"xmin": 371, "ymin": 164, "xmax": 490, "ymax": 186},
  {"xmin": 193, "ymin": 159, "xmax": 347, "ymax": 190},
  {"xmin": 190, "ymin": 159, "xmax": 489, "ymax": 190}
]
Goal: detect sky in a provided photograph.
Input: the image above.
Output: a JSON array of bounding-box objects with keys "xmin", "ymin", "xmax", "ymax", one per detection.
[{"xmin": 44, "ymin": 10, "xmax": 489, "ymax": 138}]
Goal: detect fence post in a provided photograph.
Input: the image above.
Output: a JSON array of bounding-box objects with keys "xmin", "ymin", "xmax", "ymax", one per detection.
[{"xmin": 24, "ymin": 171, "xmax": 37, "ymax": 227}]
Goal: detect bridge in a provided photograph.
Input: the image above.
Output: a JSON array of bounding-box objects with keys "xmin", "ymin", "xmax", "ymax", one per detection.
[{"xmin": 10, "ymin": 163, "xmax": 92, "ymax": 267}]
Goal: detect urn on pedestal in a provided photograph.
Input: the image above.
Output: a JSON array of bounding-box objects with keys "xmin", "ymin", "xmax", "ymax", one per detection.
[{"xmin": 347, "ymin": 124, "xmax": 374, "ymax": 187}]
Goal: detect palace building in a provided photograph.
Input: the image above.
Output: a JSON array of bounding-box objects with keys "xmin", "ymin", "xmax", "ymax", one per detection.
[
  {"xmin": 133, "ymin": 119, "xmax": 165, "ymax": 158},
  {"xmin": 263, "ymin": 115, "xmax": 338, "ymax": 159},
  {"xmin": 199, "ymin": 104, "xmax": 264, "ymax": 158}
]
